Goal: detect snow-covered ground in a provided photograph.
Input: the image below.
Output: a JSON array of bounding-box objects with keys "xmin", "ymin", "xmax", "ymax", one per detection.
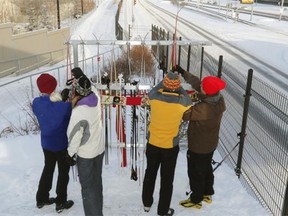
[{"xmin": 1, "ymin": 0, "xmax": 287, "ymax": 215}]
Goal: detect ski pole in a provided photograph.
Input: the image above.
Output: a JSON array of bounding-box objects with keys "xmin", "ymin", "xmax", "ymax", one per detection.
[{"xmin": 213, "ymin": 141, "xmax": 240, "ymax": 172}]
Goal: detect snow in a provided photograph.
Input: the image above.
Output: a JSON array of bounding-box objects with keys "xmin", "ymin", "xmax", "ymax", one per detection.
[{"xmin": 1, "ymin": 0, "xmax": 287, "ymax": 215}]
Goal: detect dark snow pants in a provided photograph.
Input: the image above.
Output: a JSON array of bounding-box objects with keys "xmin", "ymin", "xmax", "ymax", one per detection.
[
  {"xmin": 36, "ymin": 148, "xmax": 70, "ymax": 204},
  {"xmin": 142, "ymin": 143, "xmax": 179, "ymax": 215},
  {"xmin": 187, "ymin": 150, "xmax": 215, "ymax": 204},
  {"xmin": 77, "ymin": 152, "xmax": 104, "ymax": 216}
]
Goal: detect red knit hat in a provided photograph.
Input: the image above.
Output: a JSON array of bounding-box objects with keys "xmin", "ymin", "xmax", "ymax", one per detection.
[
  {"xmin": 202, "ymin": 76, "xmax": 226, "ymax": 95},
  {"xmin": 36, "ymin": 73, "xmax": 57, "ymax": 94},
  {"xmin": 163, "ymin": 72, "xmax": 181, "ymax": 91}
]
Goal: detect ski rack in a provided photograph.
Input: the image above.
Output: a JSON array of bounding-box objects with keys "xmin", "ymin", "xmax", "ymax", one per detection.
[
  {"xmin": 96, "ymin": 83, "xmax": 151, "ymax": 106},
  {"xmin": 95, "ymin": 82, "xmax": 194, "ymax": 106},
  {"xmin": 69, "ymin": 39, "xmax": 212, "ymax": 68}
]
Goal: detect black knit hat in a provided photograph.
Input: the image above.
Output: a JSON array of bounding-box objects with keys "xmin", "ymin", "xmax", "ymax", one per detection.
[
  {"xmin": 71, "ymin": 67, "xmax": 84, "ymax": 79},
  {"xmin": 75, "ymin": 76, "xmax": 92, "ymax": 96}
]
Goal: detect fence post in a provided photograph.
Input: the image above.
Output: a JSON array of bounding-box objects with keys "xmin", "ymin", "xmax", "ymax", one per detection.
[
  {"xmin": 282, "ymin": 179, "xmax": 288, "ymax": 216},
  {"xmin": 72, "ymin": 43, "xmax": 79, "ymax": 67},
  {"xmin": 178, "ymin": 37, "xmax": 182, "ymax": 66},
  {"xmin": 235, "ymin": 68, "xmax": 253, "ymax": 178},
  {"xmin": 217, "ymin": 55, "xmax": 223, "ymax": 77},
  {"xmin": 129, "ymin": 24, "xmax": 131, "ymax": 40},
  {"xmin": 199, "ymin": 46, "xmax": 204, "ymax": 80},
  {"xmin": 165, "ymin": 32, "xmax": 169, "ymax": 75},
  {"xmin": 187, "ymin": 45, "xmax": 191, "ymax": 72}
]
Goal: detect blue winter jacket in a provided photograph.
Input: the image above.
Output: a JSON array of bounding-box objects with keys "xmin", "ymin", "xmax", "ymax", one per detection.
[{"xmin": 32, "ymin": 95, "xmax": 72, "ymax": 151}]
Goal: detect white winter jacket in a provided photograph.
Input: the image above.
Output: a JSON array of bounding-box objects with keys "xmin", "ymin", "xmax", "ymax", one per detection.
[{"xmin": 67, "ymin": 87, "xmax": 104, "ymax": 158}]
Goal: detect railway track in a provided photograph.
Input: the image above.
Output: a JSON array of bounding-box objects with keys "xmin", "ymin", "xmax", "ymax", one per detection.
[
  {"xmin": 140, "ymin": 0, "xmax": 288, "ymax": 93},
  {"xmin": 184, "ymin": 2, "xmax": 288, "ymax": 36}
]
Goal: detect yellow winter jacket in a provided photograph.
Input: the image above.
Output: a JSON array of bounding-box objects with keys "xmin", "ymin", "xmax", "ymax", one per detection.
[{"xmin": 147, "ymin": 81, "xmax": 192, "ymax": 149}]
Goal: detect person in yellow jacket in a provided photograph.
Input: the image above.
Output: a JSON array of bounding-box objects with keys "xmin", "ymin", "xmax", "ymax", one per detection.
[{"xmin": 142, "ymin": 71, "xmax": 192, "ymax": 216}]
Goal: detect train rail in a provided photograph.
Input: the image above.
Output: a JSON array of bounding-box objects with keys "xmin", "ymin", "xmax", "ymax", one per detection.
[{"xmin": 140, "ymin": 0, "xmax": 288, "ymax": 92}]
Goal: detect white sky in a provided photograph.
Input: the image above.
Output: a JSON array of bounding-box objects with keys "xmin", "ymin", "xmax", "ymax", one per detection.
[{"xmin": 1, "ymin": 0, "xmax": 287, "ymax": 215}]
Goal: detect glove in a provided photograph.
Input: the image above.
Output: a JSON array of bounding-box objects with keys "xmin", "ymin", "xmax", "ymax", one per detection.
[
  {"xmin": 71, "ymin": 67, "xmax": 84, "ymax": 79},
  {"xmin": 173, "ymin": 65, "xmax": 185, "ymax": 75},
  {"xmin": 61, "ymin": 88, "xmax": 70, "ymax": 102},
  {"xmin": 66, "ymin": 153, "xmax": 76, "ymax": 166},
  {"xmin": 101, "ymin": 74, "xmax": 110, "ymax": 85},
  {"xmin": 66, "ymin": 78, "xmax": 74, "ymax": 86}
]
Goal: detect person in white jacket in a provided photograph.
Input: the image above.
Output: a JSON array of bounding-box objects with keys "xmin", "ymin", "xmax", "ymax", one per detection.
[{"xmin": 67, "ymin": 75, "xmax": 104, "ymax": 216}]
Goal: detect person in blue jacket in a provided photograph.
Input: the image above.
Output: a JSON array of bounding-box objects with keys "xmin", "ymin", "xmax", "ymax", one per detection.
[{"xmin": 32, "ymin": 73, "xmax": 74, "ymax": 213}]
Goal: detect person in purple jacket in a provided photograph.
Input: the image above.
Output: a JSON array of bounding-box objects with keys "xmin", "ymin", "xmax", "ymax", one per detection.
[{"xmin": 32, "ymin": 73, "xmax": 74, "ymax": 213}]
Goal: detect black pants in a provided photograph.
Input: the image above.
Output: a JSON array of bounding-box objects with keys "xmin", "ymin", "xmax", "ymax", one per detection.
[
  {"xmin": 142, "ymin": 143, "xmax": 179, "ymax": 215},
  {"xmin": 36, "ymin": 149, "xmax": 70, "ymax": 204},
  {"xmin": 187, "ymin": 150, "xmax": 215, "ymax": 204}
]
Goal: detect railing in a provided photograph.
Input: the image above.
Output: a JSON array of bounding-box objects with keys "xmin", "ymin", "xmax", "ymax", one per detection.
[
  {"xmin": 200, "ymin": 50, "xmax": 288, "ymax": 215},
  {"xmin": 155, "ymin": 22, "xmax": 288, "ymax": 214},
  {"xmin": 0, "ymin": 48, "xmax": 66, "ymax": 78}
]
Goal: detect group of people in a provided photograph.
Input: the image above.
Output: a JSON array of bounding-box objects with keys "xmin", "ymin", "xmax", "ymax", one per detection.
[
  {"xmin": 32, "ymin": 64, "xmax": 226, "ymax": 216},
  {"xmin": 142, "ymin": 65, "xmax": 226, "ymax": 216},
  {"xmin": 32, "ymin": 67, "xmax": 105, "ymax": 215}
]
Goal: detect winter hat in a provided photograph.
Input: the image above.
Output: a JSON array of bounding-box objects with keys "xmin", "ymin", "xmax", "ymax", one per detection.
[
  {"xmin": 36, "ymin": 73, "xmax": 57, "ymax": 94},
  {"xmin": 202, "ymin": 76, "xmax": 226, "ymax": 95},
  {"xmin": 163, "ymin": 72, "xmax": 181, "ymax": 91},
  {"xmin": 71, "ymin": 67, "xmax": 84, "ymax": 79},
  {"xmin": 75, "ymin": 76, "xmax": 92, "ymax": 96}
]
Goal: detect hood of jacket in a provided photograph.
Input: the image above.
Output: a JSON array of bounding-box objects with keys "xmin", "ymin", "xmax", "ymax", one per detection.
[{"xmin": 77, "ymin": 92, "xmax": 98, "ymax": 107}]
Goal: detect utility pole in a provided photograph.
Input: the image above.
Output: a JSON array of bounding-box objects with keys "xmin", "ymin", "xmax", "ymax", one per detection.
[
  {"xmin": 279, "ymin": 0, "xmax": 284, "ymax": 21},
  {"xmin": 132, "ymin": 0, "xmax": 135, "ymax": 25},
  {"xmin": 250, "ymin": 0, "xmax": 254, "ymax": 21},
  {"xmin": 81, "ymin": 0, "xmax": 84, "ymax": 15},
  {"xmin": 56, "ymin": 0, "xmax": 60, "ymax": 29}
]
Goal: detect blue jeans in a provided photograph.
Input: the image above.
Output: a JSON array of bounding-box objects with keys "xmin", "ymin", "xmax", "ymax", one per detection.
[{"xmin": 77, "ymin": 152, "xmax": 104, "ymax": 216}]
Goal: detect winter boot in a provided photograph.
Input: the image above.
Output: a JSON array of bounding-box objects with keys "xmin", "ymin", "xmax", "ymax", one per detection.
[
  {"xmin": 36, "ymin": 197, "xmax": 56, "ymax": 208},
  {"xmin": 179, "ymin": 198, "xmax": 191, "ymax": 205},
  {"xmin": 179, "ymin": 198, "xmax": 202, "ymax": 209},
  {"xmin": 144, "ymin": 206, "xmax": 151, "ymax": 212},
  {"xmin": 203, "ymin": 195, "xmax": 212, "ymax": 204},
  {"xmin": 56, "ymin": 200, "xmax": 74, "ymax": 213},
  {"xmin": 158, "ymin": 208, "xmax": 174, "ymax": 216}
]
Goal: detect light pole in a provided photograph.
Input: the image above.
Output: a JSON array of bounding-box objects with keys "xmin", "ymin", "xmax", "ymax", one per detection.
[
  {"xmin": 56, "ymin": 0, "xmax": 60, "ymax": 29},
  {"xmin": 279, "ymin": 0, "xmax": 284, "ymax": 21},
  {"xmin": 81, "ymin": 0, "xmax": 84, "ymax": 15}
]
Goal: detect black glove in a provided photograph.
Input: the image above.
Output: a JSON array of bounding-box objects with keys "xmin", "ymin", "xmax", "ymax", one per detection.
[
  {"xmin": 173, "ymin": 65, "xmax": 185, "ymax": 75},
  {"xmin": 66, "ymin": 154, "xmax": 76, "ymax": 166},
  {"xmin": 61, "ymin": 88, "xmax": 70, "ymax": 102},
  {"xmin": 66, "ymin": 78, "xmax": 74, "ymax": 86},
  {"xmin": 71, "ymin": 67, "xmax": 84, "ymax": 79},
  {"xmin": 101, "ymin": 75, "xmax": 110, "ymax": 85}
]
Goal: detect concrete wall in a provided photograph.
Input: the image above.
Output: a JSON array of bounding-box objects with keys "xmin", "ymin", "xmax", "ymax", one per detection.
[{"xmin": 0, "ymin": 23, "xmax": 70, "ymax": 77}]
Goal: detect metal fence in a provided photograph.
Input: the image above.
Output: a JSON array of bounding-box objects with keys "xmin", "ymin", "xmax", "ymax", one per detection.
[
  {"xmin": 0, "ymin": 48, "xmax": 66, "ymax": 78},
  {"xmin": 151, "ymin": 23, "xmax": 288, "ymax": 215},
  {"xmin": 201, "ymin": 50, "xmax": 288, "ymax": 216}
]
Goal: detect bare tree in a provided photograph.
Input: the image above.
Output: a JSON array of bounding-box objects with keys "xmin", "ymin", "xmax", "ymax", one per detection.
[{"xmin": 102, "ymin": 45, "xmax": 155, "ymax": 83}]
